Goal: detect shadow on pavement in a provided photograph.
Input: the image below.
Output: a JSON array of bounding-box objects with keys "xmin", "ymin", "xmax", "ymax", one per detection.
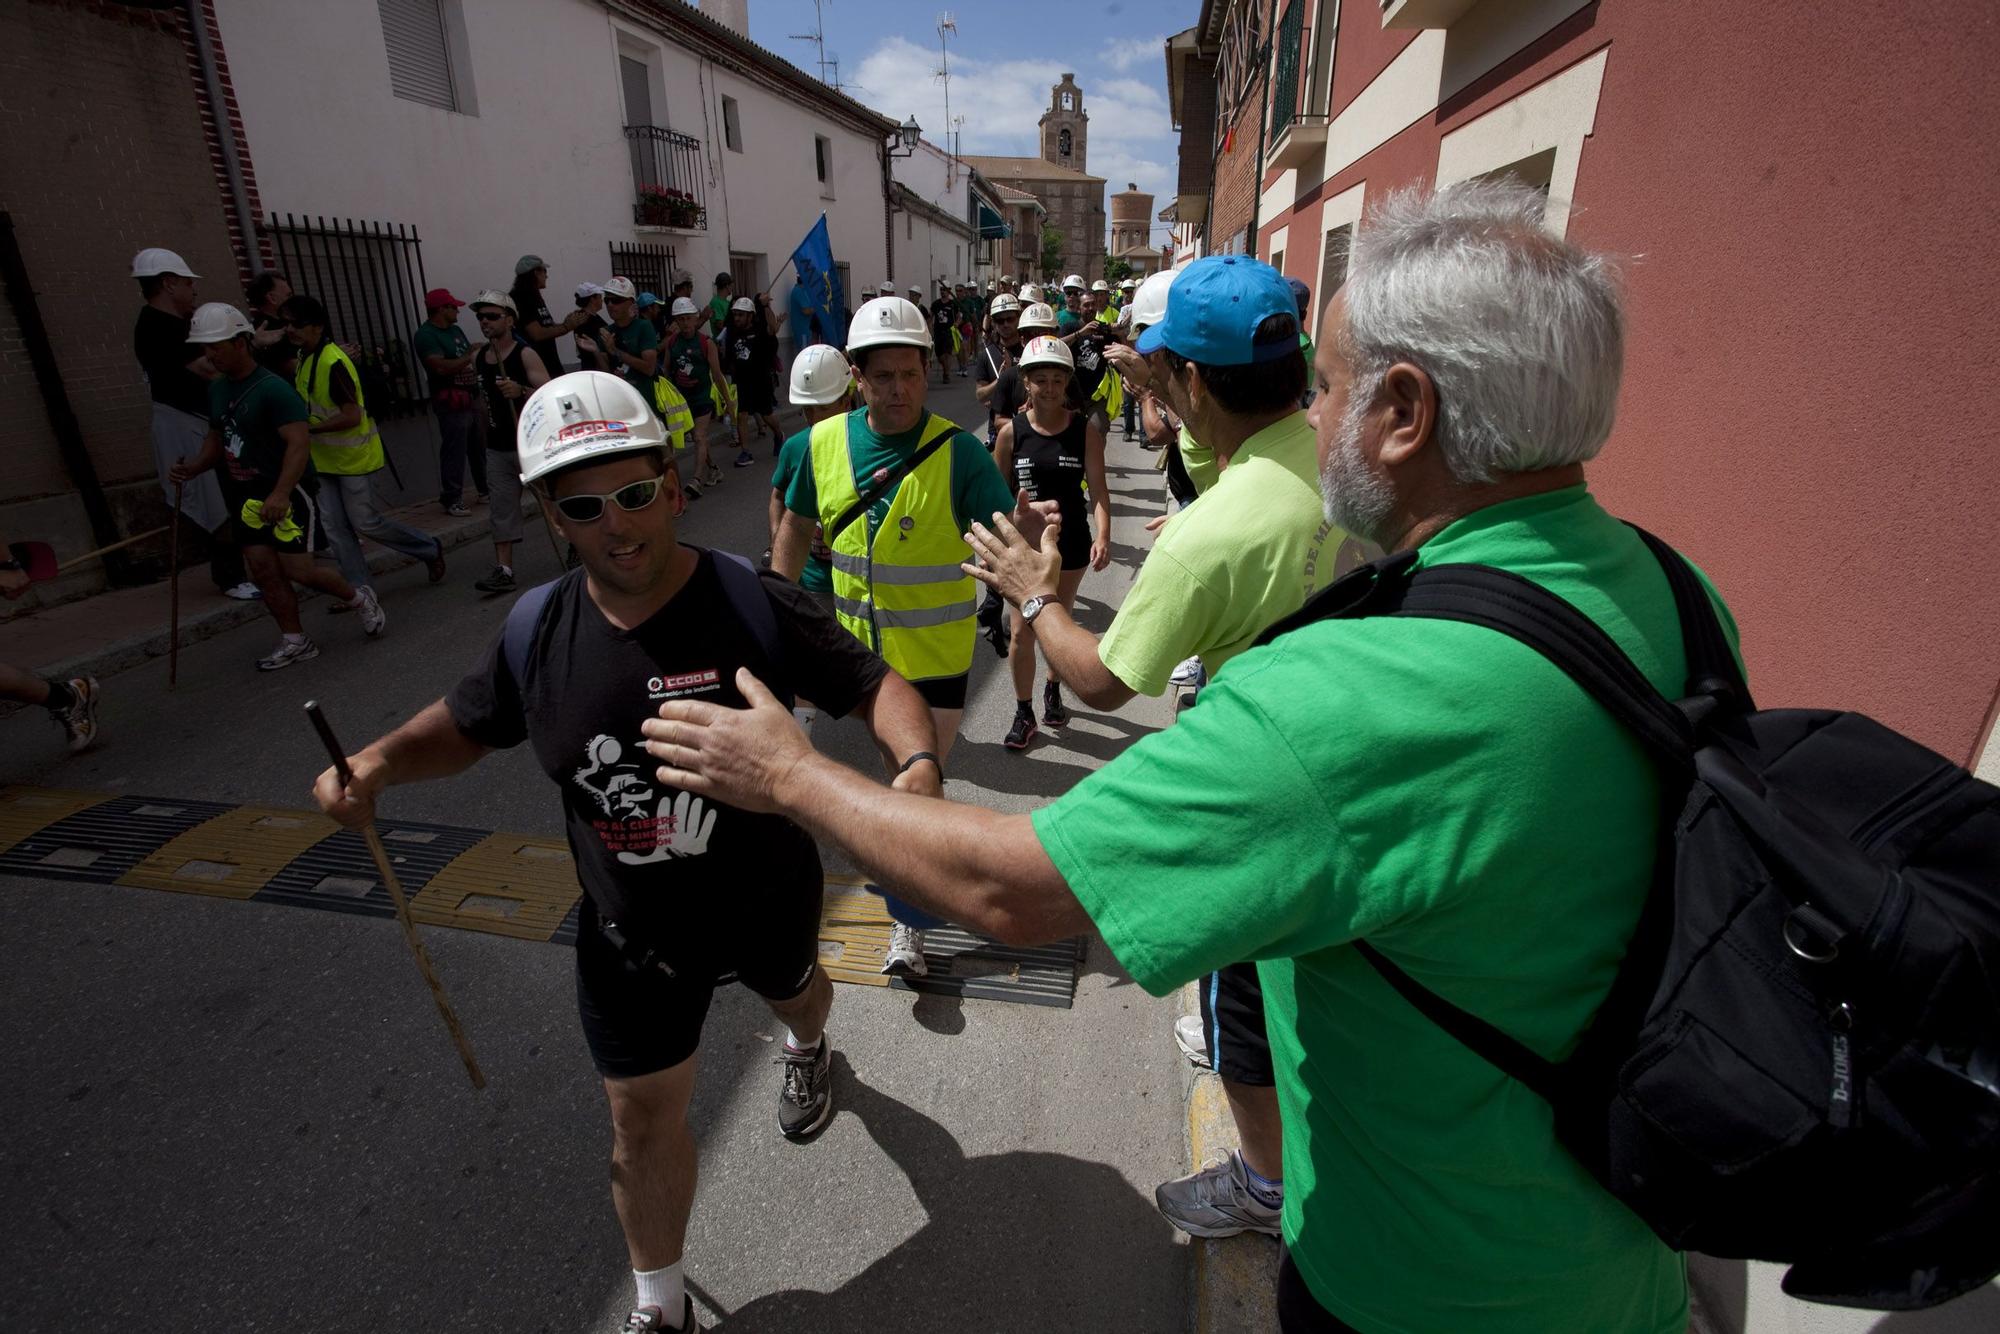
[{"xmin": 712, "ymin": 1056, "xmax": 1182, "ymax": 1332}]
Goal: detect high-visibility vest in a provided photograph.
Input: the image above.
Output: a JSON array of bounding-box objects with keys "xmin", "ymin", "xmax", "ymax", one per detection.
[
  {"xmin": 809, "ymin": 411, "xmax": 976, "ymax": 682},
  {"xmin": 294, "ymin": 340, "xmax": 385, "ymax": 475}
]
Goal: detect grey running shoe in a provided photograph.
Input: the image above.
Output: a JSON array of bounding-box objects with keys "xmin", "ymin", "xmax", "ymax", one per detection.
[
  {"xmin": 624, "ymin": 1295, "xmax": 701, "ymax": 1331},
  {"xmin": 256, "ymin": 637, "xmax": 320, "ymax": 672},
  {"xmin": 445, "ymin": 502, "xmax": 471, "ymax": 518},
  {"xmin": 883, "ymin": 923, "xmax": 928, "ymax": 978},
  {"xmin": 353, "ymin": 586, "xmax": 387, "ymax": 638},
  {"xmin": 51, "ymin": 676, "xmax": 100, "ymax": 754},
  {"xmin": 223, "ymin": 581, "xmax": 262, "ymax": 600},
  {"xmin": 1155, "ymin": 1153, "xmax": 1282, "ymax": 1238},
  {"xmin": 1168, "ymin": 655, "xmax": 1206, "ymax": 687},
  {"xmin": 473, "ymin": 566, "xmax": 516, "ymax": 594},
  {"xmin": 1174, "ymin": 1013, "xmax": 1210, "ymax": 1068},
  {"xmin": 778, "ymin": 1037, "xmax": 834, "ymax": 1140}
]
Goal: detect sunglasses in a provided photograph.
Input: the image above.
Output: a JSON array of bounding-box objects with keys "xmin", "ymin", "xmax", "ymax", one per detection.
[
  {"xmin": 550, "ymin": 475, "xmax": 666, "ymax": 523},
  {"xmin": 285, "ymin": 319, "xmax": 313, "ymax": 329},
  {"xmin": 475, "ymin": 310, "xmax": 507, "ymax": 321}
]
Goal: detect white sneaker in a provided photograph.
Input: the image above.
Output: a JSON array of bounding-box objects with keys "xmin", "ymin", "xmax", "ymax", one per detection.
[
  {"xmin": 1174, "ymin": 1013, "xmax": 1210, "ymax": 1068},
  {"xmin": 1168, "ymin": 655, "xmax": 1205, "ymax": 687},
  {"xmin": 883, "ymin": 923, "xmax": 928, "ymax": 978},
  {"xmin": 224, "ymin": 581, "xmax": 262, "ymax": 600},
  {"xmin": 352, "ymin": 586, "xmax": 387, "ymax": 638},
  {"xmin": 256, "ymin": 636, "xmax": 320, "ymax": 672}
]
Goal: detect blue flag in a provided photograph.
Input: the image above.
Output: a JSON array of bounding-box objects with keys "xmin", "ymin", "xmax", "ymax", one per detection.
[{"xmin": 789, "ymin": 213, "xmax": 847, "ymax": 347}]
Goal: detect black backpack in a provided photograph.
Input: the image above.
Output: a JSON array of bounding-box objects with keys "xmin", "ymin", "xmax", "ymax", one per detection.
[{"xmin": 1258, "ymin": 525, "xmax": 2000, "ymax": 1311}]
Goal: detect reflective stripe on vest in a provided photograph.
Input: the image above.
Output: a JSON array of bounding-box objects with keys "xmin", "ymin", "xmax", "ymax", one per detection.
[
  {"xmin": 295, "ymin": 341, "xmax": 385, "ymax": 475},
  {"xmin": 808, "ymin": 410, "xmax": 977, "ymax": 682}
]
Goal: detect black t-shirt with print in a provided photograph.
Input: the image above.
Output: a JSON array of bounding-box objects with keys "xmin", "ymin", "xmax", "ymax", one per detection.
[
  {"xmin": 510, "ymin": 281, "xmax": 565, "ymax": 379},
  {"xmin": 1071, "ymin": 325, "xmax": 1111, "ymax": 399},
  {"xmin": 719, "ymin": 325, "xmax": 777, "ymax": 382},
  {"xmin": 930, "ymin": 299, "xmax": 957, "ymax": 340},
  {"xmin": 133, "ymin": 305, "xmax": 212, "ymax": 416},
  {"xmin": 446, "ymin": 552, "xmax": 889, "ymax": 956}
]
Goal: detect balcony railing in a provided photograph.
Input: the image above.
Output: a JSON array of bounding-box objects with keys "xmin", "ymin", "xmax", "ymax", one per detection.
[
  {"xmin": 624, "ymin": 125, "xmax": 707, "ymax": 231},
  {"xmin": 1272, "ymin": 0, "xmax": 1305, "ymax": 133}
]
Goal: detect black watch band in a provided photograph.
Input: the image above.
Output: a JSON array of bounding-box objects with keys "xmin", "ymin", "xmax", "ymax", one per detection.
[
  {"xmin": 0, "ymin": 558, "xmax": 21, "ymax": 573},
  {"xmin": 896, "ymin": 751, "xmax": 942, "ymax": 778}
]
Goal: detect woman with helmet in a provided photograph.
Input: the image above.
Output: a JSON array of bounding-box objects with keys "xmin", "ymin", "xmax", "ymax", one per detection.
[{"xmin": 991, "ymin": 335, "xmax": 1110, "ymax": 750}]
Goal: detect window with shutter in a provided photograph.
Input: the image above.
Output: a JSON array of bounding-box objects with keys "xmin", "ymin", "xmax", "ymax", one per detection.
[
  {"xmin": 1319, "ymin": 223, "xmax": 1352, "ymax": 303},
  {"xmin": 378, "ymin": 0, "xmax": 458, "ymax": 112}
]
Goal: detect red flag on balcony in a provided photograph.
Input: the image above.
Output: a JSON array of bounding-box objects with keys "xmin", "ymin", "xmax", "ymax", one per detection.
[{"xmin": 1223, "ymin": 126, "xmax": 1236, "ymax": 154}]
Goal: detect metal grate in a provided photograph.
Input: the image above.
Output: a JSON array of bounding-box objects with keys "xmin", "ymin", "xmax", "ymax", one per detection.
[
  {"xmin": 608, "ymin": 240, "xmax": 679, "ymax": 302},
  {"xmin": 257, "ymin": 817, "xmax": 488, "ymax": 919},
  {"xmin": 625, "ymin": 125, "xmax": 708, "ymax": 230},
  {"xmin": 0, "ymin": 794, "xmax": 233, "ymax": 883},
  {"xmin": 260, "ymin": 214, "xmax": 431, "ymax": 419},
  {"xmin": 1271, "ymin": 0, "xmax": 1306, "ymax": 133}
]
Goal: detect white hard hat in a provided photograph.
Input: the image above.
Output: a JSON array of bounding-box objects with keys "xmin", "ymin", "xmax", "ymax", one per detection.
[
  {"xmin": 1120, "ymin": 278, "xmax": 1140, "ymax": 289},
  {"xmin": 132, "ymin": 247, "xmax": 198, "ymax": 279},
  {"xmin": 988, "ymin": 294, "xmax": 1021, "ymax": 315},
  {"xmin": 469, "ymin": 289, "xmax": 517, "ymax": 314},
  {"xmin": 730, "ymin": 296, "xmax": 755, "ymax": 313},
  {"xmin": 1127, "ymin": 270, "xmax": 1174, "ymax": 333},
  {"xmin": 575, "ymin": 281, "xmax": 604, "ymax": 301},
  {"xmin": 1090, "ymin": 279, "xmax": 1110, "ymax": 293},
  {"xmin": 517, "ymin": 371, "xmax": 670, "ymax": 486},
  {"xmin": 185, "ymin": 302, "xmax": 253, "ymax": 343},
  {"xmin": 1019, "ymin": 336, "xmax": 1074, "ymax": 373},
  {"xmin": 847, "ymin": 297, "xmax": 933, "ymax": 353},
  {"xmin": 1017, "ymin": 302, "xmax": 1060, "ymax": 332},
  {"xmin": 1062, "ymin": 274, "xmax": 1085, "ymax": 291},
  {"xmin": 1019, "ymin": 284, "xmax": 1044, "ymax": 304},
  {"xmin": 789, "ymin": 344, "xmax": 853, "ymax": 406},
  {"xmin": 601, "ymin": 277, "xmax": 637, "ymax": 301},
  {"xmin": 878, "ymin": 282, "xmax": 895, "ymax": 294},
  {"xmin": 669, "ymin": 296, "xmax": 698, "ymax": 317}
]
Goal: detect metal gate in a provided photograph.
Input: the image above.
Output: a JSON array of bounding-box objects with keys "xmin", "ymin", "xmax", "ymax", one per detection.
[
  {"xmin": 258, "ymin": 214, "xmax": 430, "ymax": 418},
  {"xmin": 608, "ymin": 240, "xmax": 679, "ymax": 302}
]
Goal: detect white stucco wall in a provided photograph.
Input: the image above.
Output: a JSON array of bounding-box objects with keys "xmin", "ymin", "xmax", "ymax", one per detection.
[{"xmin": 215, "ymin": 0, "xmax": 886, "ymax": 350}]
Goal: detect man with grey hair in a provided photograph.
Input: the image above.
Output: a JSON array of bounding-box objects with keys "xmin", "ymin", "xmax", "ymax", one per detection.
[{"xmin": 635, "ymin": 180, "xmax": 1722, "ymax": 1332}]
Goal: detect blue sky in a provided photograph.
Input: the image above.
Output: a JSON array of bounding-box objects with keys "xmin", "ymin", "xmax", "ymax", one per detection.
[{"xmin": 744, "ymin": 0, "xmax": 1199, "ymax": 243}]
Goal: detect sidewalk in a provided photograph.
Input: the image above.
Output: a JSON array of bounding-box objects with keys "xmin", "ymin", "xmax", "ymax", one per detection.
[{"xmin": 1, "ymin": 495, "xmax": 537, "ymax": 694}]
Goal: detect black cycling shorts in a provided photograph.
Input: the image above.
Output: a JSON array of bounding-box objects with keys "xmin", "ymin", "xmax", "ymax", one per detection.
[
  {"xmin": 912, "ymin": 671, "xmax": 970, "ymax": 711},
  {"xmin": 1198, "ymin": 961, "xmax": 1274, "ymax": 1086},
  {"xmin": 574, "ymin": 887, "xmax": 823, "ymax": 1080}
]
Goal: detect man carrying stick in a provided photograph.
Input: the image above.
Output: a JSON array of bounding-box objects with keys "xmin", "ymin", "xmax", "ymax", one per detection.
[{"xmin": 311, "ymin": 369, "xmax": 941, "ymax": 1334}]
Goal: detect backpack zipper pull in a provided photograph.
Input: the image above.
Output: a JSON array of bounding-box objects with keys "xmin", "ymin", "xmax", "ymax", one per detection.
[{"xmin": 1828, "ymin": 1002, "xmax": 1858, "ymax": 1128}]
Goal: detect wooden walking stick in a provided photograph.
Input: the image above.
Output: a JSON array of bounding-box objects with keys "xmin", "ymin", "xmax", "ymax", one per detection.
[
  {"xmin": 168, "ymin": 481, "xmax": 183, "ymax": 689},
  {"xmin": 304, "ymin": 701, "xmax": 487, "ymax": 1090}
]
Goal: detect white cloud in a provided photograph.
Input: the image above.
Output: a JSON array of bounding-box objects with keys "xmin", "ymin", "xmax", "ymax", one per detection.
[
  {"xmin": 847, "ymin": 36, "xmax": 1181, "ymax": 246},
  {"xmin": 1104, "ymin": 33, "xmax": 1170, "ymax": 73}
]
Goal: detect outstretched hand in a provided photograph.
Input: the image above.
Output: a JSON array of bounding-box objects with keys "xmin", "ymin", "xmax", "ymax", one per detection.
[
  {"xmin": 641, "ymin": 669, "xmax": 813, "ymax": 815},
  {"xmin": 963, "ymin": 501, "xmax": 1062, "ymax": 609}
]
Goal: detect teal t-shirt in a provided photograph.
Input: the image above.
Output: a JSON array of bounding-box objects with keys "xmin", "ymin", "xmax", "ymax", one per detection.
[
  {"xmin": 207, "ymin": 367, "xmax": 311, "ymax": 499},
  {"xmin": 612, "ymin": 316, "xmax": 661, "ymax": 398},
  {"xmin": 413, "ymin": 321, "xmax": 470, "ymax": 395},
  {"xmin": 667, "ymin": 331, "xmax": 714, "ymax": 407},
  {"xmin": 1056, "ymin": 308, "xmax": 1082, "ymax": 335},
  {"xmin": 781, "ymin": 408, "xmax": 1014, "ymax": 552},
  {"xmin": 1034, "ymin": 487, "xmax": 1716, "ymax": 1334},
  {"xmin": 771, "ymin": 427, "xmax": 832, "ymax": 594}
]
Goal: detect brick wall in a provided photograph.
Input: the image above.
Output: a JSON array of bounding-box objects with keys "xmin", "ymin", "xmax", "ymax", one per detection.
[
  {"xmin": 1210, "ymin": 89, "xmax": 1266, "ymax": 253},
  {"xmin": 0, "ymin": 0, "xmax": 241, "ymax": 510}
]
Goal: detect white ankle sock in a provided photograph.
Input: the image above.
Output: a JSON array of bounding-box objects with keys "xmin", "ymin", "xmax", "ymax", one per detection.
[
  {"xmin": 633, "ymin": 1261, "xmax": 684, "ymax": 1324},
  {"xmin": 282, "ymin": 632, "xmax": 306, "ymax": 645},
  {"xmin": 784, "ymin": 1027, "xmax": 821, "ymax": 1053}
]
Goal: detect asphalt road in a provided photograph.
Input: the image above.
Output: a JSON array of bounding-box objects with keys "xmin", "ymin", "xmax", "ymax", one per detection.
[{"xmin": 0, "ymin": 375, "xmax": 1195, "ymax": 1333}]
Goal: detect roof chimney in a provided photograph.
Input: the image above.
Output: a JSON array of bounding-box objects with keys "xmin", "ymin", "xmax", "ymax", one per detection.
[{"xmin": 700, "ymin": 0, "xmax": 750, "ymax": 37}]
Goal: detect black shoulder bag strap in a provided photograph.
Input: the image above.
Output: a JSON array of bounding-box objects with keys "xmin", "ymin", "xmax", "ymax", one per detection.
[
  {"xmin": 824, "ymin": 418, "xmax": 956, "ymax": 545},
  {"xmin": 1254, "ymin": 539, "xmax": 1720, "ymax": 1102}
]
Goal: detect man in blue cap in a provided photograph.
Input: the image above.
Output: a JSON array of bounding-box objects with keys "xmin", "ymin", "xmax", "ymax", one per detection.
[{"xmin": 945, "ymin": 254, "xmax": 1357, "ymax": 1239}]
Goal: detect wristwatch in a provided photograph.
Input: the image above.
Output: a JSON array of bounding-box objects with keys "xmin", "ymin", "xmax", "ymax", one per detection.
[{"xmin": 1020, "ymin": 594, "xmax": 1051, "ymax": 623}]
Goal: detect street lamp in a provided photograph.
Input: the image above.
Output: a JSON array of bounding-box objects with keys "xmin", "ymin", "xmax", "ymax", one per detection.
[{"xmin": 889, "ymin": 115, "xmax": 921, "ymax": 158}]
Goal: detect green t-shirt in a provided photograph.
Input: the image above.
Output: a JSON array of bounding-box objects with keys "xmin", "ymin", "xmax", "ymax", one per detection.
[
  {"xmin": 413, "ymin": 320, "xmax": 471, "ymax": 395},
  {"xmin": 1056, "ymin": 308, "xmax": 1083, "ymax": 335},
  {"xmin": 207, "ymin": 367, "xmax": 311, "ymax": 500},
  {"xmin": 1035, "ymin": 487, "xmax": 1718, "ymax": 1334},
  {"xmin": 771, "ymin": 427, "xmax": 832, "ymax": 594},
  {"xmin": 667, "ymin": 331, "xmax": 714, "ymax": 406},
  {"xmin": 707, "ymin": 293, "xmax": 732, "ymax": 332},
  {"xmin": 1098, "ymin": 411, "xmax": 1334, "ymax": 695},
  {"xmin": 1177, "ymin": 424, "xmax": 1219, "ymax": 497},
  {"xmin": 781, "ymin": 408, "xmax": 1014, "ymax": 553},
  {"xmin": 612, "ymin": 316, "xmax": 661, "ymax": 398}
]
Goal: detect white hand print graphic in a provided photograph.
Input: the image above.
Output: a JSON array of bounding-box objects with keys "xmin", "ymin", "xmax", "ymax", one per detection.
[{"xmin": 616, "ymin": 789, "xmax": 718, "ymax": 865}]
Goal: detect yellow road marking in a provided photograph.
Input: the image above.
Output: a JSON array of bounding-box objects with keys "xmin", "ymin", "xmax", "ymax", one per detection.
[
  {"xmin": 118, "ymin": 806, "xmax": 340, "ymax": 900},
  {"xmin": 409, "ymin": 831, "xmax": 580, "ymax": 941},
  {"xmin": 0, "ymin": 786, "xmax": 113, "ymax": 857}
]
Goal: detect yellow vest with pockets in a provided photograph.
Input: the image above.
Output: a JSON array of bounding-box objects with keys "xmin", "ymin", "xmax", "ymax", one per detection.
[
  {"xmin": 294, "ymin": 341, "xmax": 385, "ymax": 475},
  {"xmin": 809, "ymin": 412, "xmax": 976, "ymax": 681}
]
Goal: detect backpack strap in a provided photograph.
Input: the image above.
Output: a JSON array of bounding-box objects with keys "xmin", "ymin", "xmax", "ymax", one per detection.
[
  {"xmin": 502, "ymin": 577, "xmax": 561, "ymax": 688},
  {"xmin": 710, "ymin": 548, "xmax": 783, "ymax": 678},
  {"xmin": 1626, "ymin": 524, "xmax": 1753, "ymax": 710}
]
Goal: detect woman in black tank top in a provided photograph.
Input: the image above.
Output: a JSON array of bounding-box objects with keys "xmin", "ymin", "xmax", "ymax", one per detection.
[{"xmin": 990, "ymin": 336, "xmax": 1111, "ymax": 749}]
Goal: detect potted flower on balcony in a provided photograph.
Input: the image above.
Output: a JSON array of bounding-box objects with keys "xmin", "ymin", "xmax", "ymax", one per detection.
[
  {"xmin": 637, "ymin": 184, "xmax": 675, "ymax": 226},
  {"xmin": 664, "ymin": 189, "xmax": 700, "ymax": 229}
]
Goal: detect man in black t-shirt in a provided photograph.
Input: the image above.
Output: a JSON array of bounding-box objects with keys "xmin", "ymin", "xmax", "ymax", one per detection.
[
  {"xmin": 973, "ymin": 293, "xmax": 1025, "ymax": 444},
  {"xmin": 926, "ymin": 284, "xmax": 958, "ymax": 383},
  {"xmin": 312, "ymin": 369, "xmax": 940, "ymax": 1334},
  {"xmin": 718, "ymin": 294, "xmax": 782, "ymax": 466}
]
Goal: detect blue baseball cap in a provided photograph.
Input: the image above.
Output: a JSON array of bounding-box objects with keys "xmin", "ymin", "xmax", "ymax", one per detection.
[
  {"xmin": 636, "ymin": 291, "xmax": 661, "ymax": 309},
  {"xmin": 1134, "ymin": 256, "xmax": 1298, "ymax": 365}
]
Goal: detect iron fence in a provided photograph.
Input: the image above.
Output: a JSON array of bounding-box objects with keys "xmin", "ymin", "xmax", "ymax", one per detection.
[
  {"xmin": 1271, "ymin": 0, "xmax": 1306, "ymax": 134},
  {"xmin": 624, "ymin": 125, "xmax": 708, "ymax": 230},
  {"xmin": 608, "ymin": 241, "xmax": 680, "ymax": 302},
  {"xmin": 258, "ymin": 213, "xmax": 430, "ymax": 418}
]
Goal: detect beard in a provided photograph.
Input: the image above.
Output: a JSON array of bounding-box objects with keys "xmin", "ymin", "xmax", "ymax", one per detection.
[{"xmin": 1320, "ymin": 383, "xmax": 1399, "ymax": 546}]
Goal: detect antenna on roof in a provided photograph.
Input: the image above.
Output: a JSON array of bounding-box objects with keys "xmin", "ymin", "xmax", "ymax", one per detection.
[
  {"xmin": 935, "ymin": 13, "xmax": 958, "ymax": 186},
  {"xmin": 789, "ymin": 0, "xmax": 834, "ymax": 86}
]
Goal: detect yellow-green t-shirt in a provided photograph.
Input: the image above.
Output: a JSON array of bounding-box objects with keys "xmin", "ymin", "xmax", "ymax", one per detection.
[
  {"xmin": 1035, "ymin": 486, "xmax": 1719, "ymax": 1333},
  {"xmin": 1097, "ymin": 410, "xmax": 1336, "ymax": 695}
]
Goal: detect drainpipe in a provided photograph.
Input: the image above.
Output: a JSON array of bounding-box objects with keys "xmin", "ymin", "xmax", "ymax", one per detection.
[
  {"xmin": 187, "ymin": 0, "xmax": 260, "ymax": 276},
  {"xmin": 881, "ymin": 139, "xmax": 896, "ymax": 284},
  {"xmin": 1245, "ymin": 45, "xmax": 1272, "ymax": 255}
]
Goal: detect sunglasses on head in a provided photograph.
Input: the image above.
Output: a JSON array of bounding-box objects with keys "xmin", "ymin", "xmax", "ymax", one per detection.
[{"xmin": 551, "ymin": 475, "xmax": 666, "ymax": 523}]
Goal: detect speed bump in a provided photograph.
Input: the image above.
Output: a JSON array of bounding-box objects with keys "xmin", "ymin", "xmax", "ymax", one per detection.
[
  {"xmin": 0, "ymin": 786, "xmax": 110, "ymax": 857},
  {"xmin": 118, "ymin": 805, "xmax": 341, "ymax": 900},
  {"xmin": 408, "ymin": 832, "xmax": 580, "ymax": 941}
]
